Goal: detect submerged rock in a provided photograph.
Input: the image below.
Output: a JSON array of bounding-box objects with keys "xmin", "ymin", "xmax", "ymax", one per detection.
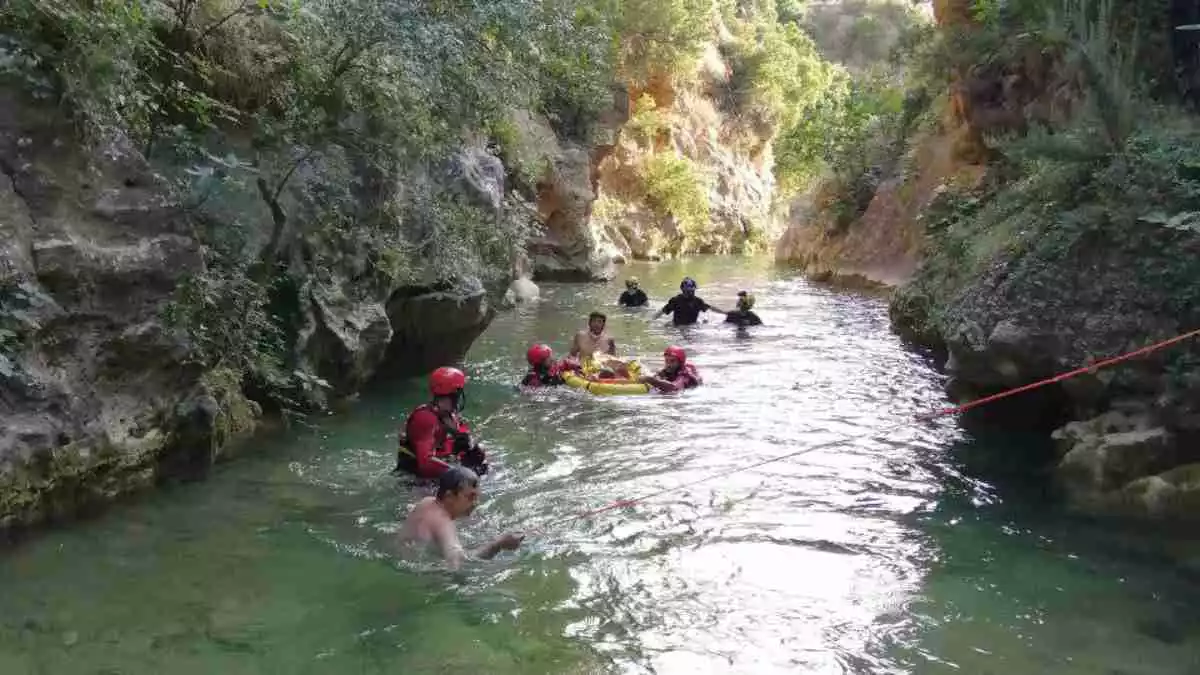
[{"xmin": 1052, "ymin": 407, "xmax": 1200, "ymax": 519}]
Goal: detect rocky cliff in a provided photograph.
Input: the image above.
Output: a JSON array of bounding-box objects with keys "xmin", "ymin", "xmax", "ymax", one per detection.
[
  {"xmin": 592, "ymin": 36, "xmax": 780, "ymax": 263},
  {"xmin": 0, "ymin": 91, "xmax": 495, "ymax": 532},
  {"xmin": 508, "ymin": 20, "xmax": 782, "ymax": 280}
]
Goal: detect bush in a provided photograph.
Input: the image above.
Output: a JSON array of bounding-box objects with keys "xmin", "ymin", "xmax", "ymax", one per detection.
[
  {"xmin": 616, "ymin": 0, "xmax": 712, "ymax": 85},
  {"xmin": 627, "ymin": 92, "xmax": 668, "ymax": 146},
  {"xmin": 1, "ymin": 1, "xmax": 166, "ymax": 145},
  {"xmin": 774, "ymin": 69, "xmax": 906, "ymax": 195},
  {"xmin": 639, "ymin": 153, "xmax": 711, "ymax": 242}
]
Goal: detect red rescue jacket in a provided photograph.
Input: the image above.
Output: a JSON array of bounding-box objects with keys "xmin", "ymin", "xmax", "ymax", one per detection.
[
  {"xmin": 399, "ymin": 403, "xmax": 471, "ymax": 478},
  {"xmin": 654, "ymin": 363, "xmax": 702, "ymax": 392}
]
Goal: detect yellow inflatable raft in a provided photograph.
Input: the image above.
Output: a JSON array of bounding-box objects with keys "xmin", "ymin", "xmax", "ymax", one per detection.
[{"xmin": 562, "ymin": 356, "xmax": 652, "ymax": 396}]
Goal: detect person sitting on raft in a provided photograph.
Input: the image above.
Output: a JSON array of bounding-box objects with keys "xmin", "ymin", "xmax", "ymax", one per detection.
[
  {"xmin": 521, "ymin": 343, "xmax": 567, "ymax": 387},
  {"xmin": 724, "ymin": 291, "xmax": 763, "ymax": 327},
  {"xmin": 657, "ymin": 277, "xmax": 726, "ymax": 326},
  {"xmin": 400, "ymin": 466, "xmax": 523, "ymax": 570},
  {"xmin": 639, "ymin": 345, "xmax": 702, "ymax": 393},
  {"xmin": 567, "ymin": 311, "xmax": 634, "ymax": 378},
  {"xmin": 618, "ymin": 277, "xmax": 648, "ymax": 307},
  {"xmin": 395, "ymin": 367, "xmax": 489, "ymax": 479},
  {"xmin": 570, "ymin": 311, "xmax": 617, "ymax": 362}
]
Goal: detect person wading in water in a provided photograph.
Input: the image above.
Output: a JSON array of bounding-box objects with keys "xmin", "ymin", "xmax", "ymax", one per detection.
[
  {"xmin": 724, "ymin": 291, "xmax": 763, "ymax": 327},
  {"xmin": 618, "ymin": 277, "xmax": 649, "ymax": 307},
  {"xmin": 657, "ymin": 277, "xmax": 727, "ymax": 326},
  {"xmin": 395, "ymin": 367, "xmax": 489, "ymax": 479},
  {"xmin": 399, "ymin": 467, "xmax": 523, "ymax": 570}
]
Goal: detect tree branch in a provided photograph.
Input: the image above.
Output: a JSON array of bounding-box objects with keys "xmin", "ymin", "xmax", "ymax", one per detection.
[
  {"xmin": 272, "ymin": 148, "xmax": 316, "ymax": 203},
  {"xmin": 199, "ymin": 2, "xmax": 255, "ymax": 41}
]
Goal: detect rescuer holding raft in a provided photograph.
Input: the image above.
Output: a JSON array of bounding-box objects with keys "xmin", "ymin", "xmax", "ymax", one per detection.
[
  {"xmin": 639, "ymin": 345, "xmax": 702, "ymax": 392},
  {"xmin": 521, "ymin": 343, "xmax": 567, "ymax": 387},
  {"xmin": 395, "ymin": 367, "xmax": 489, "ymax": 479}
]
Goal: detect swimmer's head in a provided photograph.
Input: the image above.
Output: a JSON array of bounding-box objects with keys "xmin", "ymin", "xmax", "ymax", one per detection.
[
  {"xmin": 437, "ymin": 467, "xmax": 480, "ymax": 518},
  {"xmin": 588, "ymin": 311, "xmax": 607, "ymax": 335}
]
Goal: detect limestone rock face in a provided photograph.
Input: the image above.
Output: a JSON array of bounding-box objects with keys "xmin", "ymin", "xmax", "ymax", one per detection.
[
  {"xmin": 1052, "ymin": 410, "xmax": 1200, "ymax": 520},
  {"xmin": 0, "ymin": 92, "xmax": 498, "ymax": 531},
  {"xmin": 0, "ymin": 97, "xmax": 235, "ymax": 529}
]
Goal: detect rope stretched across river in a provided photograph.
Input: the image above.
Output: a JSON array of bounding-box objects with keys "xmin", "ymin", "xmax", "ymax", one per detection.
[{"xmin": 532, "ymin": 327, "xmax": 1200, "ymax": 534}]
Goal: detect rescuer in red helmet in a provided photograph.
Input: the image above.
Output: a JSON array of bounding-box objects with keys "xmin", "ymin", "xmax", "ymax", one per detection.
[
  {"xmin": 639, "ymin": 345, "xmax": 702, "ymax": 393},
  {"xmin": 521, "ymin": 343, "xmax": 567, "ymax": 387},
  {"xmin": 395, "ymin": 366, "xmax": 488, "ymax": 479}
]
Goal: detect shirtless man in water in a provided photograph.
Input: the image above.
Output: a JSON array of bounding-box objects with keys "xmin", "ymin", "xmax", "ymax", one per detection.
[
  {"xmin": 400, "ymin": 467, "xmax": 523, "ymax": 570},
  {"xmin": 570, "ymin": 311, "xmax": 617, "ymax": 362}
]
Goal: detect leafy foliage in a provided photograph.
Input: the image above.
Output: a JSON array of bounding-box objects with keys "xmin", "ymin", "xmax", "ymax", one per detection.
[
  {"xmin": 726, "ymin": 19, "xmax": 830, "ymax": 129},
  {"xmin": 626, "ymin": 92, "xmax": 668, "ymax": 146},
  {"xmin": 894, "ymin": 0, "xmax": 1200, "ymax": 347},
  {"xmin": 615, "ymin": 0, "xmax": 711, "ymax": 85},
  {"xmin": 0, "ymin": 0, "xmax": 623, "ymax": 408},
  {"xmin": 774, "ymin": 70, "xmax": 905, "ymax": 194},
  {"xmin": 638, "ymin": 153, "xmax": 711, "ymax": 243}
]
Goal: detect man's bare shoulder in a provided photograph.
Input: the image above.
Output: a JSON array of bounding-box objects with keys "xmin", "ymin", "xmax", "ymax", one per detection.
[{"xmin": 402, "ymin": 497, "xmax": 446, "ymax": 539}]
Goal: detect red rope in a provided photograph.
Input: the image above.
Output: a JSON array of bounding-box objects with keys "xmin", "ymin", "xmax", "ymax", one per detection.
[{"xmin": 533, "ymin": 327, "xmax": 1200, "ymax": 534}]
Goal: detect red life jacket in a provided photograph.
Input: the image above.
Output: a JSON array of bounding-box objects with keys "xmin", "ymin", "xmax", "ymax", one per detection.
[
  {"xmin": 402, "ymin": 403, "xmax": 470, "ymax": 458},
  {"xmin": 522, "ymin": 360, "xmax": 567, "ymax": 387},
  {"xmin": 657, "ymin": 363, "xmax": 701, "ymax": 389}
]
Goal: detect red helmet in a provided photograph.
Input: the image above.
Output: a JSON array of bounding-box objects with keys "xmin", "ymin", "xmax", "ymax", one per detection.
[
  {"xmin": 664, "ymin": 345, "xmax": 687, "ymax": 364},
  {"xmin": 430, "ymin": 367, "xmax": 467, "ymax": 396},
  {"xmin": 527, "ymin": 343, "xmax": 553, "ymax": 366}
]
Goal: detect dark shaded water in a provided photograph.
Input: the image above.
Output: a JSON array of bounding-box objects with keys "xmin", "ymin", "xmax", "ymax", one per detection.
[{"xmin": 2, "ymin": 257, "xmax": 1198, "ymax": 674}]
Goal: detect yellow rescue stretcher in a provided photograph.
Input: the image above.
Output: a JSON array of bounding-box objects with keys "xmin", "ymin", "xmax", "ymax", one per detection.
[{"xmin": 562, "ymin": 355, "xmax": 652, "ymax": 396}]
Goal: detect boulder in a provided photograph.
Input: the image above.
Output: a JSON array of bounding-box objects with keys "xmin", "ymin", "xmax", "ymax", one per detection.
[
  {"xmin": 1057, "ymin": 426, "xmax": 1175, "ymax": 496},
  {"xmin": 529, "ymin": 142, "xmax": 614, "ymax": 281},
  {"xmin": 505, "ymin": 106, "xmax": 623, "ymax": 281},
  {"xmin": 380, "ymin": 282, "xmax": 495, "ymax": 376},
  {"xmin": 1115, "ymin": 463, "xmax": 1200, "ymax": 520},
  {"xmin": 301, "ymin": 280, "xmax": 394, "ymax": 397},
  {"xmin": 503, "ymin": 277, "xmax": 540, "ymax": 306}
]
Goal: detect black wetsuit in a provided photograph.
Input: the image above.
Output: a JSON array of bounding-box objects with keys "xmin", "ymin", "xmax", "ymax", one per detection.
[
  {"xmin": 661, "ymin": 294, "xmax": 710, "ymax": 326},
  {"xmin": 619, "ymin": 288, "xmax": 648, "ymax": 307},
  {"xmin": 724, "ymin": 309, "xmax": 762, "ymax": 327}
]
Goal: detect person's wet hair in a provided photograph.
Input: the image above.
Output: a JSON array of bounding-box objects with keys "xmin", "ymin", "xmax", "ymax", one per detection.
[
  {"xmin": 588, "ymin": 311, "xmax": 607, "ymax": 323},
  {"xmin": 436, "ymin": 466, "xmax": 479, "ymax": 500}
]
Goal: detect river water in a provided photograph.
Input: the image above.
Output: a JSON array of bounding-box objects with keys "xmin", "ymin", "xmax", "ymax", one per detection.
[{"xmin": 2, "ymin": 257, "xmax": 1199, "ymax": 674}]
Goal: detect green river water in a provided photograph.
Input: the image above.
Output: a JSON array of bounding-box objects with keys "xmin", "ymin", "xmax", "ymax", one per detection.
[{"xmin": 2, "ymin": 257, "xmax": 1199, "ymax": 674}]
